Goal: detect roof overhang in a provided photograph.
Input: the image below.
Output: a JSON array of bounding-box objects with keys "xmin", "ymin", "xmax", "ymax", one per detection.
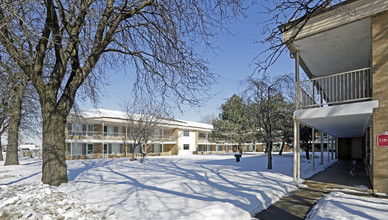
[
  {"xmin": 282, "ymin": 0, "xmax": 388, "ymax": 78},
  {"xmin": 294, "ymin": 100, "xmax": 378, "ymax": 137}
]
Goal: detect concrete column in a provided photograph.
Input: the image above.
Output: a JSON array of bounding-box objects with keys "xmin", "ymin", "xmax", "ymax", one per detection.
[
  {"xmin": 321, "ymin": 132, "xmax": 324, "ymax": 165},
  {"xmin": 327, "ymin": 135, "xmax": 330, "ymax": 163},
  {"xmin": 293, "ymin": 120, "xmax": 300, "ymax": 181},
  {"xmin": 335, "ymin": 138, "xmax": 338, "ymax": 159},
  {"xmin": 295, "ymin": 50, "xmax": 300, "ymax": 109},
  {"xmin": 312, "ymin": 128, "xmax": 315, "ymax": 170},
  {"xmin": 331, "ymin": 136, "xmax": 334, "ymax": 160},
  {"xmin": 297, "ymin": 122, "xmax": 300, "ymax": 180},
  {"xmin": 102, "ymin": 121, "xmax": 105, "ymax": 159}
]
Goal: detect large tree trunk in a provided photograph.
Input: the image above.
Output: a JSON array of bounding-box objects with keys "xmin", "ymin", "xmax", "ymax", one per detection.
[
  {"xmin": 5, "ymin": 83, "xmax": 25, "ymax": 166},
  {"xmin": 41, "ymin": 109, "xmax": 68, "ymax": 186},
  {"xmin": 267, "ymin": 142, "xmax": 273, "ymax": 170}
]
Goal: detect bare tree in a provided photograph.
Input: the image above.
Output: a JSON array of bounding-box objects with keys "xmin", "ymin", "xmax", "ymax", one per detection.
[
  {"xmin": 245, "ymin": 74, "xmax": 293, "ymax": 169},
  {"xmin": 0, "ymin": 1, "xmax": 245, "ymax": 185},
  {"xmin": 0, "ymin": 52, "xmax": 30, "ymax": 165},
  {"xmin": 0, "ymin": 72, "xmax": 11, "ymax": 161},
  {"xmin": 122, "ymin": 98, "xmax": 170, "ymax": 162},
  {"xmin": 256, "ymin": 0, "xmax": 337, "ymax": 72},
  {"xmin": 199, "ymin": 113, "xmax": 218, "ymax": 125}
]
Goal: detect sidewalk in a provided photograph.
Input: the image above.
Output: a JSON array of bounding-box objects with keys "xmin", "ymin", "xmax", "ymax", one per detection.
[{"xmin": 254, "ymin": 160, "xmax": 373, "ymax": 220}]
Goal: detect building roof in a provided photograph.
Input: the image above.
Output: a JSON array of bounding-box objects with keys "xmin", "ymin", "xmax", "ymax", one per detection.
[{"xmin": 68, "ymin": 109, "xmax": 214, "ymax": 131}]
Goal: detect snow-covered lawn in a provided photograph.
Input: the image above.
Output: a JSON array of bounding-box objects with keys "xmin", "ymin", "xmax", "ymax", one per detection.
[
  {"xmin": 306, "ymin": 192, "xmax": 388, "ymax": 220},
  {"xmin": 1, "ymin": 153, "xmax": 333, "ymax": 219}
]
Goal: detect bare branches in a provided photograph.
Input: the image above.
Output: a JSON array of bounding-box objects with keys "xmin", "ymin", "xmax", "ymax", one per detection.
[
  {"xmin": 121, "ymin": 97, "xmax": 171, "ymax": 159},
  {"xmin": 255, "ymin": 0, "xmax": 337, "ymax": 73}
]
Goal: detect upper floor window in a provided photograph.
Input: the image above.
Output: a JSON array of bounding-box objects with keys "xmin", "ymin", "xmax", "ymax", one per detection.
[{"xmin": 183, "ymin": 131, "xmax": 190, "ymax": 137}]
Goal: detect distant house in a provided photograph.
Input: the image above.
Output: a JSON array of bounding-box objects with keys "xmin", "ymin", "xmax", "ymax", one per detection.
[
  {"xmin": 65, "ymin": 109, "xmax": 258, "ymax": 160},
  {"xmin": 281, "ymin": 0, "xmax": 388, "ymax": 194},
  {"xmin": 19, "ymin": 143, "xmax": 40, "ymax": 151}
]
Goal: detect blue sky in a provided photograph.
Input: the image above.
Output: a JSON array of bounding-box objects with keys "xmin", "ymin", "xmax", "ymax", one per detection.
[{"xmin": 80, "ymin": 5, "xmax": 295, "ymax": 123}]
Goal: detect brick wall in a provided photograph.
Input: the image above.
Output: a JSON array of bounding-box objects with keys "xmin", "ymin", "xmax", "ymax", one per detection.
[{"xmin": 372, "ymin": 10, "xmax": 388, "ymax": 194}]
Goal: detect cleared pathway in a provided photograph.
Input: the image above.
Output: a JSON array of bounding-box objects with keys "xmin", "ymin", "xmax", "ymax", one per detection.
[{"xmin": 255, "ymin": 160, "xmax": 374, "ymax": 220}]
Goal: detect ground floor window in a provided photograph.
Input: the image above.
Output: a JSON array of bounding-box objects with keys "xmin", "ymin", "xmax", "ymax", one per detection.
[
  {"xmin": 183, "ymin": 144, "xmax": 190, "ymax": 150},
  {"xmin": 216, "ymin": 145, "xmax": 223, "ymax": 151},
  {"xmin": 66, "ymin": 143, "xmax": 94, "ymax": 156},
  {"xmin": 130, "ymin": 144, "xmax": 141, "ymax": 154},
  {"xmin": 106, "ymin": 143, "xmax": 123, "ymax": 155},
  {"xmin": 152, "ymin": 144, "xmax": 162, "ymax": 153},
  {"xmin": 88, "ymin": 144, "xmax": 94, "ymax": 154}
]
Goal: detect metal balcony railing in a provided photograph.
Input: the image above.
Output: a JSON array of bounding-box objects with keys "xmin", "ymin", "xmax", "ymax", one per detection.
[
  {"xmin": 67, "ymin": 130, "xmax": 177, "ymax": 141},
  {"xmin": 296, "ymin": 67, "xmax": 371, "ymax": 109}
]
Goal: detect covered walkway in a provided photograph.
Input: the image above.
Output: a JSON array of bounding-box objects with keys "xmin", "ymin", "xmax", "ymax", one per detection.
[{"xmin": 255, "ymin": 159, "xmax": 378, "ymax": 220}]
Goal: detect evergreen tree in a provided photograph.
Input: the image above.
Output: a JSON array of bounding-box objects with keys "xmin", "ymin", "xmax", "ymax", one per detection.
[{"xmin": 212, "ymin": 94, "xmax": 254, "ymax": 152}]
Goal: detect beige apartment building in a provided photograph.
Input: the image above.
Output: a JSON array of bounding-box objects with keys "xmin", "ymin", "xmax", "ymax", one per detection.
[
  {"xmin": 282, "ymin": 0, "xmax": 388, "ymax": 193},
  {"xmin": 65, "ymin": 109, "xmax": 258, "ymax": 160}
]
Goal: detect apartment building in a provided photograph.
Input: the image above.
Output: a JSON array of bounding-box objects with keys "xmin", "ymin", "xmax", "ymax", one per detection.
[
  {"xmin": 65, "ymin": 109, "xmax": 257, "ymax": 160},
  {"xmin": 282, "ymin": 0, "xmax": 388, "ymax": 193}
]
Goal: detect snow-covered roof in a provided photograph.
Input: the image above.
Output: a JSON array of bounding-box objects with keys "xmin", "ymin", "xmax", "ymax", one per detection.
[{"xmin": 68, "ymin": 109, "xmax": 213, "ymax": 131}]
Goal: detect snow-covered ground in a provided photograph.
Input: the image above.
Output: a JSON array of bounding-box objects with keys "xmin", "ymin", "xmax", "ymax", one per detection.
[
  {"xmin": 1, "ymin": 152, "xmax": 333, "ymax": 219},
  {"xmin": 306, "ymin": 192, "xmax": 388, "ymax": 220}
]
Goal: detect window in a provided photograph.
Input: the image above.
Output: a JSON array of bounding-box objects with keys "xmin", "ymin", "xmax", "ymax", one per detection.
[
  {"xmin": 152, "ymin": 144, "xmax": 162, "ymax": 153},
  {"xmin": 87, "ymin": 144, "xmax": 94, "ymax": 154},
  {"xmin": 67, "ymin": 123, "xmax": 72, "ymax": 135},
  {"xmin": 113, "ymin": 126, "xmax": 119, "ymax": 137},
  {"xmin": 80, "ymin": 124, "xmax": 86, "ymax": 136},
  {"xmin": 108, "ymin": 144, "xmax": 112, "ymax": 154},
  {"xmin": 183, "ymin": 144, "xmax": 190, "ymax": 150},
  {"xmin": 88, "ymin": 125, "xmax": 94, "ymax": 136},
  {"xmin": 66, "ymin": 143, "xmax": 71, "ymax": 155},
  {"xmin": 132, "ymin": 144, "xmax": 141, "ymax": 154},
  {"xmin": 81, "ymin": 143, "xmax": 87, "ymax": 155},
  {"xmin": 153, "ymin": 129, "xmax": 162, "ymax": 139},
  {"xmin": 104, "ymin": 144, "xmax": 108, "ymax": 154},
  {"xmin": 183, "ymin": 131, "xmax": 190, "ymax": 137}
]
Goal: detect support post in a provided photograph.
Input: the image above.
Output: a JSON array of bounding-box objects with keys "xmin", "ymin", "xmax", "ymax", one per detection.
[
  {"xmin": 335, "ymin": 138, "xmax": 338, "ymax": 159},
  {"xmin": 71, "ymin": 142, "xmax": 73, "ymax": 160},
  {"xmin": 295, "ymin": 50, "xmax": 300, "ymax": 108},
  {"xmin": 331, "ymin": 136, "xmax": 334, "ymax": 160},
  {"xmin": 125, "ymin": 125, "xmax": 128, "ymax": 158},
  {"xmin": 293, "ymin": 50, "xmax": 301, "ymax": 182},
  {"xmin": 321, "ymin": 131, "xmax": 324, "ymax": 165},
  {"xmin": 297, "ymin": 123, "xmax": 300, "ymax": 180},
  {"xmin": 293, "ymin": 120, "xmax": 300, "ymax": 181},
  {"xmin": 312, "ymin": 128, "xmax": 315, "ymax": 170},
  {"xmin": 327, "ymin": 135, "xmax": 330, "ymax": 162},
  {"xmin": 102, "ymin": 122, "xmax": 105, "ymax": 159}
]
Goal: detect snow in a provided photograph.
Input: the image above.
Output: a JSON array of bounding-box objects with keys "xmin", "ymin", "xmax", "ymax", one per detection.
[
  {"xmin": 0, "ymin": 152, "xmax": 335, "ymax": 219},
  {"xmin": 306, "ymin": 192, "xmax": 388, "ymax": 220},
  {"xmin": 73, "ymin": 109, "xmax": 213, "ymax": 130}
]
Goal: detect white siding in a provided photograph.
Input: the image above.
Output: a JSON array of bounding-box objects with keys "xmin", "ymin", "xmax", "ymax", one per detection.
[{"xmin": 177, "ymin": 130, "xmax": 196, "ymax": 155}]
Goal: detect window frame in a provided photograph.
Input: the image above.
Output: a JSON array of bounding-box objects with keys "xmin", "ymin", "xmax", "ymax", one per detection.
[
  {"xmin": 87, "ymin": 144, "xmax": 94, "ymax": 154},
  {"xmin": 183, "ymin": 131, "xmax": 190, "ymax": 137}
]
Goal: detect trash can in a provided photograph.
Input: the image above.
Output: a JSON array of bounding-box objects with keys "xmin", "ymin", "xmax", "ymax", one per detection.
[{"xmin": 234, "ymin": 153, "xmax": 242, "ymax": 162}]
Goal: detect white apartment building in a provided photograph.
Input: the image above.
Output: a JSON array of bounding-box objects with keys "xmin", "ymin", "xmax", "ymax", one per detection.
[{"xmin": 65, "ymin": 109, "xmax": 256, "ymax": 159}]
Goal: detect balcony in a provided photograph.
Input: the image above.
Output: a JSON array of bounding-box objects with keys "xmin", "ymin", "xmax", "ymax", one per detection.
[
  {"xmin": 297, "ymin": 67, "xmax": 371, "ymax": 109},
  {"xmin": 67, "ymin": 130, "xmax": 176, "ymax": 142}
]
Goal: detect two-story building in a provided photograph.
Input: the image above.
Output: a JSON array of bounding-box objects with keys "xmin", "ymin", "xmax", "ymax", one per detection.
[
  {"xmin": 65, "ymin": 109, "xmax": 258, "ymax": 159},
  {"xmin": 282, "ymin": 0, "xmax": 388, "ymax": 194}
]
